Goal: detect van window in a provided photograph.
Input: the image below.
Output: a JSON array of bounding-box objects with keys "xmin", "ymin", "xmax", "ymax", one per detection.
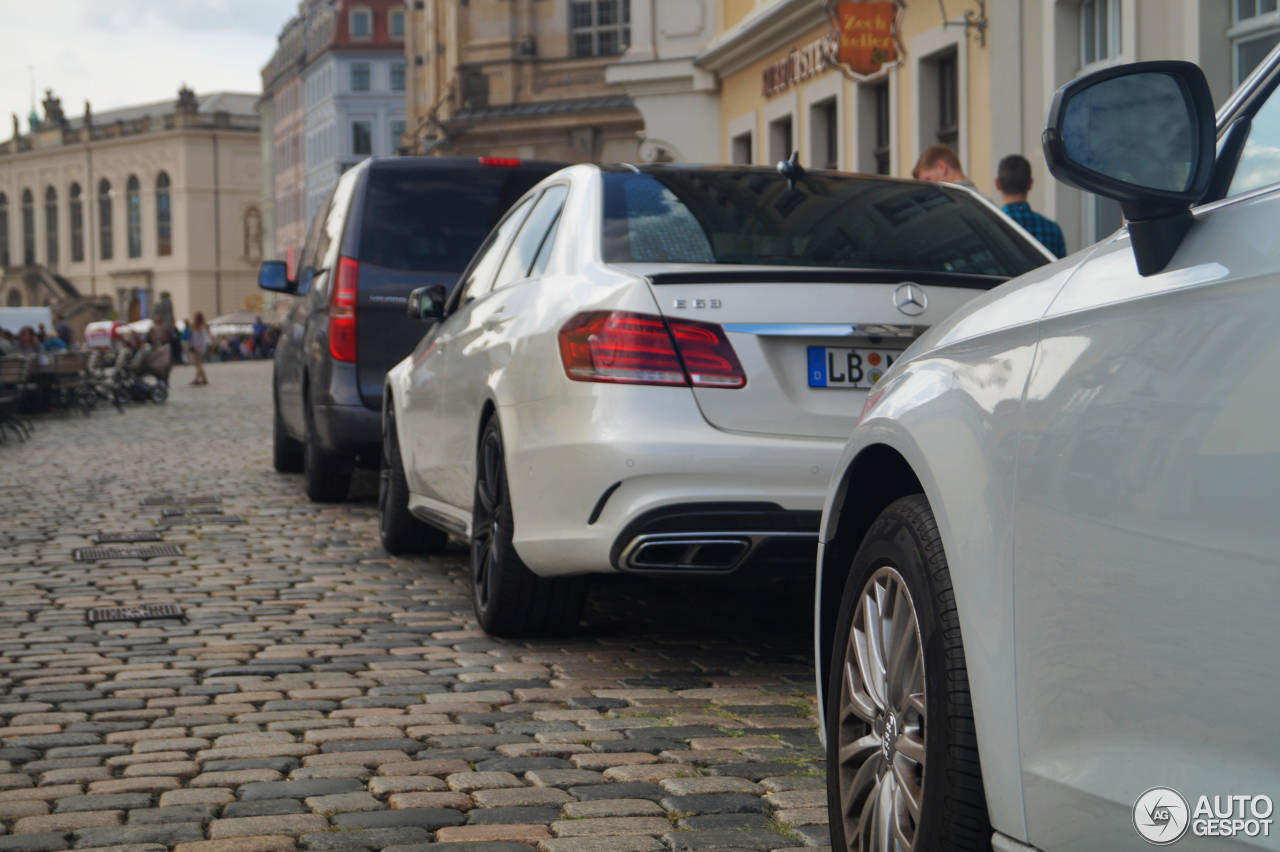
[{"xmin": 359, "ymin": 168, "xmax": 538, "ymax": 272}]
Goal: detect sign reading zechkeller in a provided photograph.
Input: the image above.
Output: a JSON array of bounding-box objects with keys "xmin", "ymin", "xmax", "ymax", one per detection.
[{"xmin": 762, "ymin": 1, "xmax": 906, "ymax": 98}]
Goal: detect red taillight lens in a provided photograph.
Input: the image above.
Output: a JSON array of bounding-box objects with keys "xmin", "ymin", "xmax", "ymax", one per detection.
[
  {"xmin": 478, "ymin": 157, "xmax": 521, "ymax": 168},
  {"xmin": 329, "ymin": 256, "xmax": 358, "ymax": 362},
  {"xmin": 666, "ymin": 318, "xmax": 746, "ymax": 388},
  {"xmin": 558, "ymin": 311, "xmax": 745, "ymax": 389}
]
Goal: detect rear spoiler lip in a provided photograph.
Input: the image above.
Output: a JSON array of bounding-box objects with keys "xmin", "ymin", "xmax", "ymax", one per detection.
[{"xmin": 643, "ymin": 268, "xmax": 1009, "ymax": 289}]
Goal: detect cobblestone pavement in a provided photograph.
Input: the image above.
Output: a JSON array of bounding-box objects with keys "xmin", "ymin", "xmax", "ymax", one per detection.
[{"xmin": 0, "ymin": 361, "xmax": 830, "ymax": 852}]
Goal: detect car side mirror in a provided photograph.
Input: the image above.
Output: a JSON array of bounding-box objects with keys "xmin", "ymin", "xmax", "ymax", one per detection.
[
  {"xmin": 407, "ymin": 285, "xmax": 447, "ymax": 322},
  {"xmin": 1042, "ymin": 60, "xmax": 1216, "ymax": 276},
  {"xmin": 258, "ymin": 260, "xmax": 295, "ymax": 294}
]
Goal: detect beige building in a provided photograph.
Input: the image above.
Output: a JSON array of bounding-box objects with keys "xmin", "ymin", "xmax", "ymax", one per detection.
[
  {"xmin": 684, "ymin": 0, "xmax": 1262, "ymax": 255},
  {"xmin": 403, "ymin": 0, "xmax": 644, "ymax": 161},
  {"xmin": 0, "ymin": 88, "xmax": 262, "ymax": 324}
]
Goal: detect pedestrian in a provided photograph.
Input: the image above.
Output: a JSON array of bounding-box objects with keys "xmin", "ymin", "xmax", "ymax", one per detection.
[
  {"xmin": 189, "ymin": 312, "xmax": 210, "ymax": 386},
  {"xmin": 252, "ymin": 315, "xmax": 266, "ymax": 359},
  {"xmin": 995, "ymin": 154, "xmax": 1067, "ymax": 259},
  {"xmin": 913, "ymin": 144, "xmax": 978, "ymax": 191},
  {"xmin": 16, "ymin": 326, "xmax": 40, "ymax": 354},
  {"xmin": 54, "ymin": 313, "xmax": 73, "ymax": 347}
]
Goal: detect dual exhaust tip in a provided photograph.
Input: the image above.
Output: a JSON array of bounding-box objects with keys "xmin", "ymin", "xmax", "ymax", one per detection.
[{"xmin": 623, "ymin": 535, "xmax": 753, "ymax": 573}]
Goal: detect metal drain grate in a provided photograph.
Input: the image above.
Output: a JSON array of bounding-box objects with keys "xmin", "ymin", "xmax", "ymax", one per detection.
[
  {"xmin": 87, "ymin": 603, "xmax": 184, "ymax": 624},
  {"xmin": 140, "ymin": 495, "xmax": 220, "ymax": 506},
  {"xmin": 161, "ymin": 507, "xmax": 223, "ymax": 517},
  {"xmin": 158, "ymin": 515, "xmax": 244, "ymax": 526},
  {"xmin": 94, "ymin": 531, "xmax": 164, "ymax": 544},
  {"xmin": 74, "ymin": 544, "xmax": 183, "ymax": 562}
]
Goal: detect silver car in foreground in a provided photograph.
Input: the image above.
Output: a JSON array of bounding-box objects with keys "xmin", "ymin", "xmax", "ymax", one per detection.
[
  {"xmin": 380, "ymin": 164, "xmax": 1051, "ymax": 637},
  {"xmin": 816, "ymin": 58, "xmax": 1280, "ymax": 850}
]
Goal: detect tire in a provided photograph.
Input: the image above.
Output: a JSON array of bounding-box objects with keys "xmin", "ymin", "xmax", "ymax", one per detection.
[
  {"xmin": 825, "ymin": 494, "xmax": 990, "ymax": 852},
  {"xmin": 149, "ymin": 381, "xmax": 168, "ymax": 404},
  {"xmin": 272, "ymin": 388, "xmax": 304, "ymax": 473},
  {"xmin": 379, "ymin": 403, "xmax": 448, "ymax": 555},
  {"xmin": 470, "ymin": 418, "xmax": 587, "ymax": 637},
  {"xmin": 303, "ymin": 399, "xmax": 352, "ymax": 502}
]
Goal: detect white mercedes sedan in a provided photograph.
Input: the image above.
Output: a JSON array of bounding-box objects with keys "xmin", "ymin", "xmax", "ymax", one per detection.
[
  {"xmin": 381, "ymin": 163, "xmax": 1051, "ymax": 636},
  {"xmin": 816, "ymin": 58, "xmax": 1280, "ymax": 851}
]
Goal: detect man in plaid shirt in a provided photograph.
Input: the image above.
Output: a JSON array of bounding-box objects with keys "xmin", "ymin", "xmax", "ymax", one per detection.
[{"xmin": 995, "ymin": 154, "xmax": 1067, "ymax": 258}]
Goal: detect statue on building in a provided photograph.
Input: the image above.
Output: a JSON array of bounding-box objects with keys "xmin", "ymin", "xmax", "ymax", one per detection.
[
  {"xmin": 84, "ymin": 100, "xmax": 93, "ymax": 127},
  {"xmin": 11, "ymin": 113, "xmax": 19, "ymax": 139},
  {"xmin": 41, "ymin": 89, "xmax": 67, "ymax": 128},
  {"xmin": 176, "ymin": 84, "xmax": 199, "ymax": 115}
]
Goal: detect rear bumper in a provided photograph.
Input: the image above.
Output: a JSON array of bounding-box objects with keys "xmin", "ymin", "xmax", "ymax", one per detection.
[
  {"xmin": 498, "ymin": 386, "xmax": 842, "ymax": 577},
  {"xmin": 312, "ymin": 401, "xmax": 380, "ymax": 464}
]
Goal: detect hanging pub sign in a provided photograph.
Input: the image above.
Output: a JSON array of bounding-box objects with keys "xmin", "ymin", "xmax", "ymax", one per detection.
[{"xmin": 826, "ymin": 0, "xmax": 905, "ymax": 80}]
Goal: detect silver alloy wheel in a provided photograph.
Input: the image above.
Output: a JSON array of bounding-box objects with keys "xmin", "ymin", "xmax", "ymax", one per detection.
[{"xmin": 837, "ymin": 565, "xmax": 927, "ymax": 851}]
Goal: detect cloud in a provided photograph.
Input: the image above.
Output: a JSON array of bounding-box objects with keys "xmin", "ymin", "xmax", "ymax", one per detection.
[{"xmin": 0, "ymin": 0, "xmax": 299, "ymax": 122}]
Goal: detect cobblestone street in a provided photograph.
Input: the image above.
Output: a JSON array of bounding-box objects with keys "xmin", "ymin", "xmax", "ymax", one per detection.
[{"xmin": 0, "ymin": 361, "xmax": 829, "ymax": 852}]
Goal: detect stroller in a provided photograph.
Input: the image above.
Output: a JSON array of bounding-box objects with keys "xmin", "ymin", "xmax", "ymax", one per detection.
[{"xmin": 113, "ymin": 342, "xmax": 171, "ymax": 404}]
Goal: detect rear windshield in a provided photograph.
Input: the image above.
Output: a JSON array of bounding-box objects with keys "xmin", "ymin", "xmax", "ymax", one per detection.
[
  {"xmin": 602, "ymin": 170, "xmax": 1048, "ymax": 277},
  {"xmin": 360, "ymin": 167, "xmax": 553, "ymax": 272}
]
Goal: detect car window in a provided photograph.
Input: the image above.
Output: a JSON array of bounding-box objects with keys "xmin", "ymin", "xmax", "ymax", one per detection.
[
  {"xmin": 530, "ymin": 211, "xmax": 561, "ymax": 278},
  {"xmin": 296, "ymin": 190, "xmax": 333, "ymax": 295},
  {"xmin": 1227, "ymin": 82, "xmax": 1280, "ymax": 197},
  {"xmin": 317, "ymin": 169, "xmax": 360, "ymax": 275},
  {"xmin": 458, "ymin": 196, "xmax": 534, "ymax": 303},
  {"xmin": 358, "ymin": 167, "xmax": 547, "ymax": 272},
  {"xmin": 601, "ymin": 170, "xmax": 1049, "ymax": 277},
  {"xmin": 494, "ymin": 184, "xmax": 568, "ymax": 289}
]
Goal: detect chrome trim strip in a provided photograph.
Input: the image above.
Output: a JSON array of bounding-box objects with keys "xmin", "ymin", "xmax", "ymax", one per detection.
[{"xmin": 723, "ymin": 323, "xmax": 925, "ymax": 338}]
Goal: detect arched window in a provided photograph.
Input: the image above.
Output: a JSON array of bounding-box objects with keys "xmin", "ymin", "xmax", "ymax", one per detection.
[
  {"xmin": 0, "ymin": 193, "xmax": 9, "ymax": 268},
  {"xmin": 155, "ymin": 172, "xmax": 172, "ymax": 256},
  {"xmin": 45, "ymin": 186, "xmax": 58, "ymax": 267},
  {"xmin": 21, "ymin": 189, "xmax": 35, "ymax": 265},
  {"xmin": 6, "ymin": 288, "xmax": 20, "ymax": 307},
  {"xmin": 244, "ymin": 206, "xmax": 262, "ymax": 260},
  {"xmin": 69, "ymin": 183, "xmax": 84, "ymax": 263},
  {"xmin": 99, "ymin": 179, "xmax": 113, "ymax": 260},
  {"xmin": 126, "ymin": 175, "xmax": 142, "ymax": 258}
]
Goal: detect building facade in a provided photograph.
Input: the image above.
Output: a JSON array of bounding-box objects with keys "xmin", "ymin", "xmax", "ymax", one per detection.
[
  {"xmin": 403, "ymin": 0, "xmax": 644, "ymax": 162},
  {"xmin": 261, "ymin": 0, "xmax": 409, "ymax": 270},
  {"xmin": 302, "ymin": 1, "xmax": 409, "ymax": 224},
  {"xmin": 0, "ymin": 88, "xmax": 262, "ymax": 323},
  {"xmin": 687, "ymin": 0, "xmax": 1269, "ymax": 256}
]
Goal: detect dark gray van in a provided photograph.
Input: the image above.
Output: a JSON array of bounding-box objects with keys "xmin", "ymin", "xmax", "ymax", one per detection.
[{"xmin": 259, "ymin": 156, "xmax": 561, "ymax": 502}]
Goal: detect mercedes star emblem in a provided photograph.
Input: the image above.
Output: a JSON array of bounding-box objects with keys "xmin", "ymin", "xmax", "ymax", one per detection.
[{"xmin": 893, "ymin": 282, "xmax": 928, "ymax": 316}]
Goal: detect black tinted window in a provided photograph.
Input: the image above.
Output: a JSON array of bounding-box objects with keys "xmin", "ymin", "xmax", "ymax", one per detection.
[
  {"xmin": 495, "ymin": 185, "xmax": 568, "ymax": 288},
  {"xmin": 359, "ymin": 167, "xmax": 547, "ymax": 272},
  {"xmin": 602, "ymin": 170, "xmax": 1047, "ymax": 277}
]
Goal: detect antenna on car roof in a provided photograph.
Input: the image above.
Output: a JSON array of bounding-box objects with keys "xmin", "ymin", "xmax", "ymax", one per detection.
[{"xmin": 776, "ymin": 150, "xmax": 803, "ymax": 190}]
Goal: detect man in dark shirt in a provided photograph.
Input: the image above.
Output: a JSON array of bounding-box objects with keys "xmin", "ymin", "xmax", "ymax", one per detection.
[{"xmin": 996, "ymin": 154, "xmax": 1067, "ymax": 258}]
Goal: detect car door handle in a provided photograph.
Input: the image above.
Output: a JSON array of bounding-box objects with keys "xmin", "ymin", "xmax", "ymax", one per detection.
[{"xmin": 483, "ymin": 308, "xmax": 511, "ymax": 330}]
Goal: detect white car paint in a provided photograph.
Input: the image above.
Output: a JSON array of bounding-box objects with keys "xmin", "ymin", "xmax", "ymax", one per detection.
[
  {"xmin": 387, "ymin": 164, "xmax": 1051, "ymax": 582},
  {"xmin": 816, "ymin": 70, "xmax": 1280, "ymax": 851}
]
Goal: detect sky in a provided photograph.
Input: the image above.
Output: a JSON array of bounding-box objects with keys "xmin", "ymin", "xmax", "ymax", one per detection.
[{"xmin": 0, "ymin": 0, "xmax": 299, "ymax": 129}]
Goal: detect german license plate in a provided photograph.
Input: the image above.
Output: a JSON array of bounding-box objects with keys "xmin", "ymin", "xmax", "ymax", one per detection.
[{"xmin": 807, "ymin": 346, "xmax": 900, "ymax": 389}]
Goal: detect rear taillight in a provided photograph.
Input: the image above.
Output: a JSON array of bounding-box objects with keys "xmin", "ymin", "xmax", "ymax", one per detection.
[
  {"xmin": 478, "ymin": 157, "xmax": 521, "ymax": 168},
  {"xmin": 558, "ymin": 311, "xmax": 746, "ymax": 389},
  {"xmin": 329, "ymin": 256, "xmax": 358, "ymax": 362}
]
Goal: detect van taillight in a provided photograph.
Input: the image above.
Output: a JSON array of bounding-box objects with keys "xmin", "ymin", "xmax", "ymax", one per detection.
[
  {"xmin": 478, "ymin": 157, "xmax": 521, "ymax": 168},
  {"xmin": 329, "ymin": 256, "xmax": 358, "ymax": 362},
  {"xmin": 557, "ymin": 311, "xmax": 746, "ymax": 389}
]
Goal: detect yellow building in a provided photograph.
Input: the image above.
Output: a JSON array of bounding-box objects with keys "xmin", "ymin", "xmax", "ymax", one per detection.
[
  {"xmin": 700, "ymin": 0, "xmax": 995, "ymax": 188},
  {"xmin": 403, "ymin": 0, "xmax": 644, "ymax": 162}
]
